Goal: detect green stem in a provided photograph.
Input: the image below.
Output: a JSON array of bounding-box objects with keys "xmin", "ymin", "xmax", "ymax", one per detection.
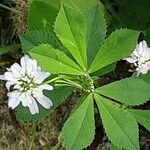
[
  {"xmin": 29, "ymin": 122, "xmax": 36, "ymax": 150},
  {"xmin": 52, "ymin": 133, "xmax": 63, "ymax": 150},
  {"xmin": 44, "ymin": 76, "xmax": 63, "ymax": 84},
  {"xmin": 64, "ymin": 78, "xmax": 83, "ymax": 89},
  {"xmin": 0, "ymin": 3, "xmax": 21, "ymax": 13},
  {"xmin": 15, "ymin": 132, "xmax": 20, "ymax": 150}
]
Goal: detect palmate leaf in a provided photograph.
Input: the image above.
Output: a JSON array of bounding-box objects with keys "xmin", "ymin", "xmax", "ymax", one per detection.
[
  {"xmin": 28, "ymin": 0, "xmax": 61, "ymax": 33},
  {"xmin": 62, "ymin": 94, "xmax": 95, "ymax": 150},
  {"xmin": 16, "ymin": 87, "xmax": 72, "ymax": 121},
  {"xmin": 96, "ymin": 77, "xmax": 150, "ymax": 105},
  {"xmin": 54, "ymin": 5, "xmax": 87, "ymax": 70},
  {"xmin": 29, "ymin": 44, "xmax": 84, "ymax": 75},
  {"xmin": 88, "ymin": 29, "xmax": 139, "ymax": 73},
  {"xmin": 95, "ymin": 94, "xmax": 139, "ymax": 150},
  {"xmin": 86, "ymin": 5, "xmax": 106, "ymax": 66},
  {"xmin": 20, "ymin": 30, "xmax": 64, "ymax": 51},
  {"xmin": 128, "ymin": 109, "xmax": 150, "ymax": 131},
  {"xmin": 62, "ymin": 0, "xmax": 101, "ymax": 12}
]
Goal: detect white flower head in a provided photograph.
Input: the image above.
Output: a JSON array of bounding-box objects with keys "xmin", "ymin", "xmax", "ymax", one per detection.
[
  {"xmin": 124, "ymin": 40, "xmax": 150, "ymax": 76},
  {"xmin": 0, "ymin": 55, "xmax": 53, "ymax": 114}
]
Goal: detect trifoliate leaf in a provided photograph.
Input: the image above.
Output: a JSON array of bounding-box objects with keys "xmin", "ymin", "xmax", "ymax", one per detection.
[
  {"xmin": 16, "ymin": 87, "xmax": 72, "ymax": 121},
  {"xmin": 62, "ymin": 94, "xmax": 95, "ymax": 150},
  {"xmin": 54, "ymin": 5, "xmax": 87, "ymax": 70},
  {"xmin": 86, "ymin": 5, "xmax": 106, "ymax": 66},
  {"xmin": 29, "ymin": 44, "xmax": 84, "ymax": 75},
  {"xmin": 95, "ymin": 94, "xmax": 139, "ymax": 150},
  {"xmin": 128, "ymin": 109, "xmax": 150, "ymax": 131},
  {"xmin": 96, "ymin": 77, "xmax": 150, "ymax": 105},
  {"xmin": 89, "ymin": 29, "xmax": 139, "ymax": 73}
]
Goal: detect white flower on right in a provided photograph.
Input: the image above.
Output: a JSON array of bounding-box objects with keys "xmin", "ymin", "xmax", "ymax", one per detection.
[
  {"xmin": 124, "ymin": 40, "xmax": 150, "ymax": 76},
  {"xmin": 0, "ymin": 55, "xmax": 53, "ymax": 115}
]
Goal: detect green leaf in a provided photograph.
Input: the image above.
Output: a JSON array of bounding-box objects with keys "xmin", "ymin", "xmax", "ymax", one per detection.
[
  {"xmin": 62, "ymin": 0, "xmax": 101, "ymax": 12},
  {"xmin": 28, "ymin": 0, "xmax": 61, "ymax": 33},
  {"xmin": 139, "ymin": 73, "xmax": 150, "ymax": 84},
  {"xmin": 0, "ymin": 44, "xmax": 20, "ymax": 55},
  {"xmin": 20, "ymin": 30, "xmax": 64, "ymax": 51},
  {"xmin": 89, "ymin": 29, "xmax": 140, "ymax": 73},
  {"xmin": 110, "ymin": 143, "xmax": 126, "ymax": 150},
  {"xmin": 95, "ymin": 94, "xmax": 139, "ymax": 150},
  {"xmin": 62, "ymin": 94, "xmax": 95, "ymax": 150},
  {"xmin": 96, "ymin": 77, "xmax": 150, "ymax": 105},
  {"xmin": 91, "ymin": 63, "xmax": 116, "ymax": 77},
  {"xmin": 29, "ymin": 44, "xmax": 84, "ymax": 75},
  {"xmin": 54, "ymin": 5, "xmax": 87, "ymax": 70},
  {"xmin": 128, "ymin": 109, "xmax": 150, "ymax": 131},
  {"xmin": 86, "ymin": 5, "xmax": 106, "ymax": 66},
  {"xmin": 16, "ymin": 87, "xmax": 72, "ymax": 121}
]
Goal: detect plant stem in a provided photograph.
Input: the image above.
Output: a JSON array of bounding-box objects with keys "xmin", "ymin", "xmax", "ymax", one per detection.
[
  {"xmin": 52, "ymin": 133, "xmax": 63, "ymax": 150},
  {"xmin": 0, "ymin": 3, "xmax": 21, "ymax": 13},
  {"xmin": 29, "ymin": 122, "xmax": 36, "ymax": 150}
]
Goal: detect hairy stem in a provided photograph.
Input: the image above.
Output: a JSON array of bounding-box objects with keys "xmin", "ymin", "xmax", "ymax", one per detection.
[{"xmin": 29, "ymin": 122, "xmax": 36, "ymax": 150}]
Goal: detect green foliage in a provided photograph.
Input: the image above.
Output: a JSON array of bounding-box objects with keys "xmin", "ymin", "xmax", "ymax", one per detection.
[
  {"xmin": 29, "ymin": 44, "xmax": 83, "ymax": 75},
  {"xmin": 92, "ymin": 63, "xmax": 116, "ymax": 76},
  {"xmin": 54, "ymin": 5, "xmax": 87, "ymax": 70},
  {"xmin": 95, "ymin": 94, "xmax": 139, "ymax": 150},
  {"xmin": 62, "ymin": 0, "xmax": 102, "ymax": 12},
  {"xmin": 19, "ymin": 30, "xmax": 64, "ymax": 51},
  {"xmin": 96, "ymin": 77, "xmax": 150, "ymax": 105},
  {"xmin": 18, "ymin": 1, "xmax": 150, "ymax": 150},
  {"xmin": 28, "ymin": 0, "xmax": 61, "ymax": 33},
  {"xmin": 0, "ymin": 44, "xmax": 20, "ymax": 55},
  {"xmin": 128, "ymin": 109, "xmax": 150, "ymax": 131},
  {"xmin": 62, "ymin": 94, "xmax": 95, "ymax": 150},
  {"xmin": 89, "ymin": 29, "xmax": 139, "ymax": 73},
  {"xmin": 16, "ymin": 87, "xmax": 72, "ymax": 121},
  {"xmin": 86, "ymin": 5, "xmax": 106, "ymax": 66},
  {"xmin": 110, "ymin": 143, "xmax": 126, "ymax": 150}
]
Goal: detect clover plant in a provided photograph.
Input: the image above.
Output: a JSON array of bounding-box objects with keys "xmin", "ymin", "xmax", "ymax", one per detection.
[{"xmin": 15, "ymin": 0, "xmax": 150, "ymax": 150}]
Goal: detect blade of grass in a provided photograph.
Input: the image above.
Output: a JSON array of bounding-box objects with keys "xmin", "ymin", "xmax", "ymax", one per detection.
[
  {"xmin": 0, "ymin": 44, "xmax": 21, "ymax": 55},
  {"xmin": 0, "ymin": 3, "xmax": 21, "ymax": 13}
]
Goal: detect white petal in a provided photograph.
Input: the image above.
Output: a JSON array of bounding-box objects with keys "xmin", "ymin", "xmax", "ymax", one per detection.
[
  {"xmin": 141, "ymin": 40, "xmax": 148, "ymax": 49},
  {"xmin": 125, "ymin": 57, "xmax": 137, "ymax": 64},
  {"xmin": 34, "ymin": 72, "xmax": 50, "ymax": 84},
  {"xmin": 36, "ymin": 95, "xmax": 53, "ymax": 109},
  {"xmin": 4, "ymin": 72, "xmax": 18, "ymax": 82},
  {"xmin": 11, "ymin": 63, "xmax": 22, "ymax": 78},
  {"xmin": 38, "ymin": 84, "xmax": 53, "ymax": 91},
  {"xmin": 13, "ymin": 84, "xmax": 22, "ymax": 90},
  {"xmin": 5, "ymin": 81, "xmax": 15, "ymax": 90},
  {"xmin": 0, "ymin": 75, "xmax": 6, "ymax": 80},
  {"xmin": 7, "ymin": 90, "xmax": 21, "ymax": 98},
  {"xmin": 20, "ymin": 55, "xmax": 30, "ymax": 69},
  {"xmin": 28, "ymin": 98, "xmax": 39, "ymax": 114},
  {"xmin": 8, "ymin": 97, "xmax": 20, "ymax": 109},
  {"xmin": 137, "ymin": 64, "xmax": 149, "ymax": 74}
]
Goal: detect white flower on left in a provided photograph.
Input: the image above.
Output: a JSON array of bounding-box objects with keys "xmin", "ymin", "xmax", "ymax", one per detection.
[{"xmin": 0, "ymin": 55, "xmax": 53, "ymax": 115}]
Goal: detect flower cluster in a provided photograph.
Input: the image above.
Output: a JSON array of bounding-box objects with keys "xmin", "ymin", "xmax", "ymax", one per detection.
[
  {"xmin": 0, "ymin": 55, "xmax": 53, "ymax": 114},
  {"xmin": 125, "ymin": 40, "xmax": 150, "ymax": 76}
]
